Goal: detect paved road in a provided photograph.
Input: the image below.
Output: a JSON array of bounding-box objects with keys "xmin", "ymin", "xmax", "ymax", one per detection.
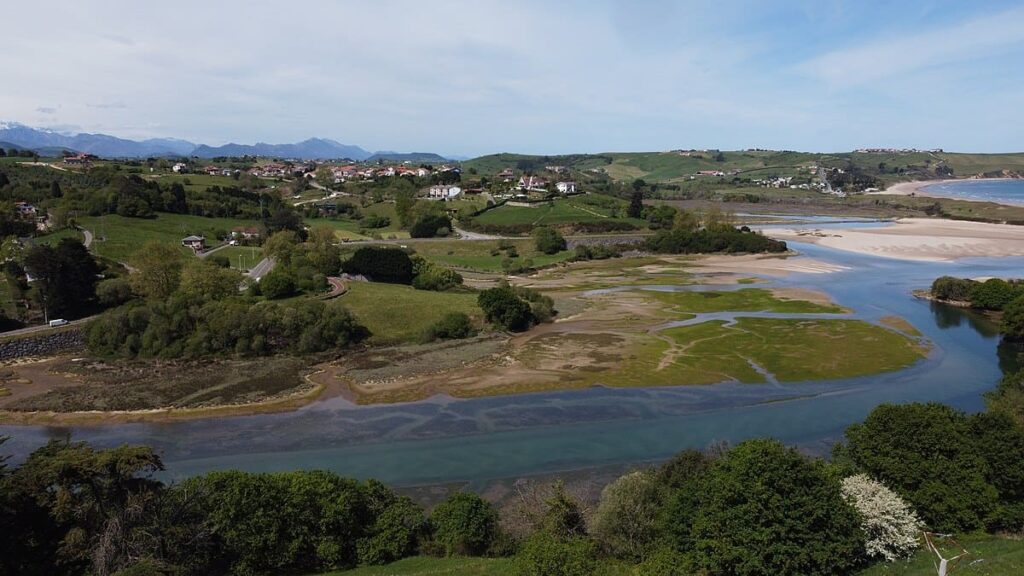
[
  {"xmin": 247, "ymin": 257, "xmax": 275, "ymax": 279},
  {"xmin": 198, "ymin": 243, "xmax": 231, "ymax": 258},
  {"xmin": 452, "ymin": 225, "xmax": 504, "ymax": 240},
  {"xmin": 1, "ymin": 316, "xmax": 96, "ymax": 338}
]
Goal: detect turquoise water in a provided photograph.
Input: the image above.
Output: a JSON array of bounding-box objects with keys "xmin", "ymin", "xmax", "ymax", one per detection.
[
  {"xmin": 922, "ymin": 179, "xmax": 1024, "ymax": 206},
  {"xmin": 1, "ymin": 241, "xmax": 1020, "ymax": 487}
]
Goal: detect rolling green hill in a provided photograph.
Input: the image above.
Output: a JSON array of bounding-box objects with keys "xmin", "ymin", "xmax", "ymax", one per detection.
[{"xmin": 464, "ymin": 150, "xmax": 1024, "ymax": 185}]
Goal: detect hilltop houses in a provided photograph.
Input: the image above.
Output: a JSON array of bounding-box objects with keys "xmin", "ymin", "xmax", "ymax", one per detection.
[
  {"xmin": 62, "ymin": 153, "xmax": 95, "ymax": 166},
  {"xmin": 556, "ymin": 181, "xmax": 577, "ymax": 194},
  {"xmin": 428, "ymin": 184, "xmax": 462, "ymax": 200},
  {"xmin": 516, "ymin": 176, "xmax": 548, "ymax": 192}
]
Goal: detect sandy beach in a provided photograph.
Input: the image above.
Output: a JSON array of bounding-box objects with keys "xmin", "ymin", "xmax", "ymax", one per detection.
[
  {"xmin": 878, "ymin": 177, "xmax": 1020, "ymax": 199},
  {"xmin": 769, "ymin": 217, "xmax": 1024, "ymax": 261}
]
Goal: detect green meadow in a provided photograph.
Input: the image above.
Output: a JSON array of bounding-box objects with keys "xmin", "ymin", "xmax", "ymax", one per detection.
[{"xmin": 78, "ymin": 213, "xmax": 259, "ymax": 262}]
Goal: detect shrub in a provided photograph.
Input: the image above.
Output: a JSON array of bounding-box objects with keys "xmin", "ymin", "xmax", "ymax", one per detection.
[
  {"xmin": 478, "ymin": 286, "xmax": 533, "ymax": 331},
  {"xmin": 691, "ymin": 439, "xmax": 863, "ymax": 576},
  {"xmin": 96, "ymin": 277, "xmax": 134, "ymax": 307},
  {"xmin": 356, "ymin": 483, "xmax": 426, "ymax": 565},
  {"xmin": 571, "ymin": 244, "xmax": 621, "ymax": 261},
  {"xmin": 592, "ymin": 470, "xmax": 662, "ymax": 561},
  {"xmin": 840, "ymin": 474, "xmax": 922, "ymax": 561},
  {"xmin": 514, "ymin": 532, "xmax": 598, "ymax": 576},
  {"xmin": 342, "ymin": 246, "xmax": 414, "ymax": 284},
  {"xmin": 412, "ymin": 265, "xmax": 464, "ymax": 291},
  {"xmin": 429, "ymin": 492, "xmax": 499, "ymax": 556},
  {"xmin": 410, "ymin": 214, "xmax": 452, "ymax": 238},
  {"xmin": 644, "ymin": 227, "xmax": 787, "ymax": 254},
  {"xmin": 635, "ymin": 546, "xmax": 693, "ymax": 576},
  {"xmin": 423, "ymin": 312, "xmax": 475, "ymax": 341},
  {"xmin": 532, "ymin": 226, "xmax": 566, "ymax": 255},
  {"xmin": 361, "ymin": 214, "xmax": 390, "ymax": 228}
]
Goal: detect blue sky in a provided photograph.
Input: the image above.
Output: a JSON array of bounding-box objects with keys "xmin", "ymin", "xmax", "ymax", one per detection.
[{"xmin": 3, "ymin": 0, "xmax": 1023, "ymax": 155}]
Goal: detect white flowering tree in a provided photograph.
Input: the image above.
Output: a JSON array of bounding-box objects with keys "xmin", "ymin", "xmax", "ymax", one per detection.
[{"xmin": 842, "ymin": 474, "xmax": 923, "ymax": 561}]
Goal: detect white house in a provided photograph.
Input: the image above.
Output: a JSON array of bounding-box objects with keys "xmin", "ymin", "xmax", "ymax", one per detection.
[
  {"xmin": 181, "ymin": 235, "xmax": 206, "ymax": 252},
  {"xmin": 516, "ymin": 176, "xmax": 548, "ymax": 192},
  {"xmin": 172, "ymin": 162, "xmax": 188, "ymax": 173},
  {"xmin": 556, "ymin": 181, "xmax": 577, "ymax": 194},
  {"xmin": 428, "ymin": 185, "xmax": 462, "ymax": 200}
]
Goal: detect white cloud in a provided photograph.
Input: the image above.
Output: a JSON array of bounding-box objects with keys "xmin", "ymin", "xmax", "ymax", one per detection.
[{"xmin": 796, "ymin": 6, "xmax": 1024, "ymax": 86}]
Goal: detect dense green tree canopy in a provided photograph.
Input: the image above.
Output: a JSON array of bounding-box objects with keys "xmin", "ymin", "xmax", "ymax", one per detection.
[
  {"xmin": 691, "ymin": 439, "xmax": 863, "ymax": 576},
  {"xmin": 842, "ymin": 403, "xmax": 999, "ymax": 532}
]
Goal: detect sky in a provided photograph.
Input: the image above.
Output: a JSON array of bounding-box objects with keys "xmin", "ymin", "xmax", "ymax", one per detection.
[{"xmin": 3, "ymin": 0, "xmax": 1024, "ymax": 156}]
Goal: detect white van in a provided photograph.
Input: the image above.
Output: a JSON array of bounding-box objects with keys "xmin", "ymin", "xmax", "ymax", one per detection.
[{"xmin": 48, "ymin": 319, "xmax": 69, "ymax": 327}]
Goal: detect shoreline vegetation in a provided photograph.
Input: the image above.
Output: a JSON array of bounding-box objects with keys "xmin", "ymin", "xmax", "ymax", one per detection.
[{"xmin": 0, "ymin": 252, "xmax": 929, "ymax": 425}]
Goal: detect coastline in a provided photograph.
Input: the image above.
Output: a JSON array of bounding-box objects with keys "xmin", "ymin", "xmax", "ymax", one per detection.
[
  {"xmin": 768, "ymin": 217, "xmax": 1024, "ymax": 262},
  {"xmin": 879, "ymin": 177, "xmax": 1021, "ymax": 199}
]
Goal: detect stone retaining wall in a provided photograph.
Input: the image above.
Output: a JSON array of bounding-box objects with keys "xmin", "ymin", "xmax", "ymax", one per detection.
[{"xmin": 0, "ymin": 329, "xmax": 85, "ymax": 361}]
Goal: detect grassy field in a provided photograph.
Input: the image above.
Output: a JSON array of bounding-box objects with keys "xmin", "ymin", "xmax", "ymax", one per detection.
[
  {"xmin": 207, "ymin": 245, "xmax": 264, "ymax": 270},
  {"xmin": 641, "ymin": 317, "xmax": 928, "ymax": 384},
  {"xmin": 32, "ymin": 227, "xmax": 84, "ymax": 247},
  {"xmin": 324, "ymin": 557, "xmax": 517, "ymax": 576},
  {"xmin": 859, "ymin": 534, "xmax": 1024, "ymax": 576},
  {"xmin": 319, "ymin": 534, "xmax": 1024, "ymax": 576},
  {"xmin": 405, "ymin": 239, "xmax": 572, "ymax": 273},
  {"xmin": 142, "ymin": 172, "xmax": 280, "ymax": 193},
  {"xmin": 323, "ymin": 556, "xmax": 633, "ymax": 576},
  {"xmin": 339, "ymin": 282, "xmax": 483, "ymax": 344},
  {"xmin": 307, "ymin": 202, "xmax": 410, "ymax": 240},
  {"xmin": 78, "ymin": 213, "xmax": 259, "ymax": 261},
  {"xmin": 473, "ymin": 195, "xmax": 644, "ymax": 228},
  {"xmin": 649, "ymin": 288, "xmax": 845, "ymax": 314}
]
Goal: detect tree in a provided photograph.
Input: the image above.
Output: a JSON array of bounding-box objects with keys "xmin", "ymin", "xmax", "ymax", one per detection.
[
  {"xmin": 423, "ymin": 312, "xmax": 475, "ymax": 341},
  {"xmin": 342, "ymin": 246, "xmax": 414, "ymax": 284},
  {"xmin": 592, "ymin": 470, "xmax": 663, "ymax": 561},
  {"xmin": 306, "ymin": 226, "xmax": 341, "ymax": 275},
  {"xmin": 1, "ymin": 440, "xmax": 166, "ymax": 576},
  {"xmin": 262, "ymin": 230, "xmax": 301, "ymax": 264},
  {"xmin": 842, "ymin": 403, "xmax": 998, "ymax": 532},
  {"xmin": 532, "ymin": 226, "xmax": 566, "ymax": 255},
  {"xmin": 1001, "ymin": 294, "xmax": 1024, "ymax": 339},
  {"xmin": 840, "ymin": 474, "xmax": 922, "ymax": 562},
  {"xmin": 129, "ymin": 242, "xmax": 186, "ymax": 300},
  {"xmin": 691, "ymin": 439, "xmax": 863, "ymax": 576},
  {"xmin": 627, "ymin": 190, "xmax": 644, "ymax": 218},
  {"xmin": 258, "ymin": 268, "xmax": 296, "ymax": 299},
  {"xmin": 968, "ymin": 411, "xmax": 1024, "ymax": 531},
  {"xmin": 23, "ymin": 238, "xmax": 102, "ymax": 319},
  {"xmin": 179, "ymin": 259, "xmax": 242, "ymax": 301},
  {"xmin": 930, "ymin": 276, "xmax": 978, "ymax": 302},
  {"xmin": 970, "ymin": 278, "xmax": 1019, "ymax": 310},
  {"xmin": 429, "ymin": 492, "xmax": 499, "ymax": 556},
  {"xmin": 478, "ymin": 285, "xmax": 533, "ymax": 331}
]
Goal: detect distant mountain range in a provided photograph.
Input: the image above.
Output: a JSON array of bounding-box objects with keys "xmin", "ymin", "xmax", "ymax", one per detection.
[{"xmin": 0, "ymin": 122, "xmax": 455, "ymax": 161}]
